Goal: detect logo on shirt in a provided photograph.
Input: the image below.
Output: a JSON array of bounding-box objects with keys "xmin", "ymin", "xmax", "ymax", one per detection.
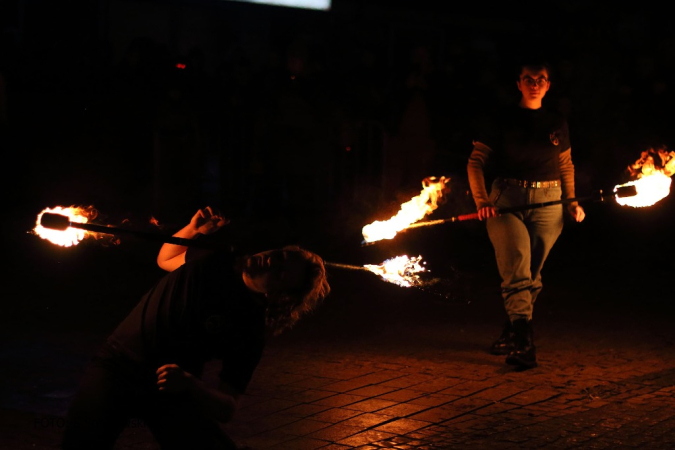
[{"xmin": 549, "ymin": 132, "xmax": 560, "ymax": 146}]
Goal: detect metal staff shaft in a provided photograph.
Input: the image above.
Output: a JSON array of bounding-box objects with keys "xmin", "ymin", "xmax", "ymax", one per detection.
[
  {"xmin": 362, "ymin": 185, "xmax": 637, "ymax": 245},
  {"xmin": 324, "ymin": 261, "xmax": 370, "ymax": 272},
  {"xmin": 405, "ymin": 192, "xmax": 606, "ymax": 230},
  {"xmin": 40, "ymin": 213, "xmax": 216, "ymax": 248}
]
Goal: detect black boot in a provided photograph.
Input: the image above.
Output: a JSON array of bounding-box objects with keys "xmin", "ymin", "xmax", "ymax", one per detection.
[
  {"xmin": 490, "ymin": 320, "xmax": 515, "ymax": 355},
  {"xmin": 505, "ymin": 318, "xmax": 537, "ymax": 369}
]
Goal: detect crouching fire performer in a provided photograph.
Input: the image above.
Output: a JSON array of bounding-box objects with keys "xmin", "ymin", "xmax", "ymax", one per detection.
[
  {"xmin": 62, "ymin": 206, "xmax": 330, "ymax": 450},
  {"xmin": 467, "ymin": 57, "xmax": 585, "ymax": 370}
]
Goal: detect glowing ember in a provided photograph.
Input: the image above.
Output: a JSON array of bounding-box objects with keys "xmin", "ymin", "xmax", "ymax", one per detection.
[
  {"xmin": 362, "ymin": 176, "xmax": 449, "ymax": 243},
  {"xmin": 33, "ymin": 206, "xmax": 97, "ymax": 247},
  {"xmin": 363, "ymin": 255, "xmax": 426, "ymax": 287},
  {"xmin": 614, "ymin": 172, "xmax": 672, "ymax": 207}
]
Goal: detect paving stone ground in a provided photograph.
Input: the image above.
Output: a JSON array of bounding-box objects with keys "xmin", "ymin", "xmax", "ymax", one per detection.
[{"xmin": 2, "ymin": 199, "xmax": 675, "ymax": 449}]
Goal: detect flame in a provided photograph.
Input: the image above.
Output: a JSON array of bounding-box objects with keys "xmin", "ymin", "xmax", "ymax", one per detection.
[
  {"xmin": 615, "ymin": 172, "xmax": 672, "ymax": 207},
  {"xmin": 363, "ymin": 255, "xmax": 426, "ymax": 287},
  {"xmin": 33, "ymin": 206, "xmax": 97, "ymax": 247},
  {"xmin": 618, "ymin": 147, "xmax": 674, "ymax": 207},
  {"xmin": 362, "ymin": 176, "xmax": 449, "ymax": 243}
]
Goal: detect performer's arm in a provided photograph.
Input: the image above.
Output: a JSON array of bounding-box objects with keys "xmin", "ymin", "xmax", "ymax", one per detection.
[
  {"xmin": 468, "ymin": 141, "xmax": 498, "ymax": 220},
  {"xmin": 157, "ymin": 206, "xmax": 229, "ymax": 272},
  {"xmin": 559, "ymin": 148, "xmax": 585, "ymax": 222}
]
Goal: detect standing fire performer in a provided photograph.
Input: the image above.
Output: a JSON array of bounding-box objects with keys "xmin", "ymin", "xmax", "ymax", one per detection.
[
  {"xmin": 61, "ymin": 206, "xmax": 330, "ymax": 450},
  {"xmin": 467, "ymin": 57, "xmax": 585, "ymax": 370}
]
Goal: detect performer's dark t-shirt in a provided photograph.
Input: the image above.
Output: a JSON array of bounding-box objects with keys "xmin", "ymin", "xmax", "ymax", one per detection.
[
  {"xmin": 108, "ymin": 247, "xmax": 267, "ymax": 394},
  {"xmin": 475, "ymin": 105, "xmax": 571, "ymax": 180}
]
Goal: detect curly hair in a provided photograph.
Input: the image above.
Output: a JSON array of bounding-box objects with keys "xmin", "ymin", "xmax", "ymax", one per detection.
[{"xmin": 264, "ymin": 246, "xmax": 331, "ymax": 336}]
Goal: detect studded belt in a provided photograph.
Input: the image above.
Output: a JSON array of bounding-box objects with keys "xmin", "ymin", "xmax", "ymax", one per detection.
[{"xmin": 502, "ymin": 178, "xmax": 560, "ymax": 188}]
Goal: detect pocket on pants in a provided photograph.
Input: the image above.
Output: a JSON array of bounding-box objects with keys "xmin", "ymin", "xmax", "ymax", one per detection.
[{"xmin": 489, "ymin": 179, "xmax": 505, "ymax": 204}]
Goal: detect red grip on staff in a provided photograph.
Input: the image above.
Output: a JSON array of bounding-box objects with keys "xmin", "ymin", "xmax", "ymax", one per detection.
[{"xmin": 456, "ymin": 213, "xmax": 479, "ymax": 221}]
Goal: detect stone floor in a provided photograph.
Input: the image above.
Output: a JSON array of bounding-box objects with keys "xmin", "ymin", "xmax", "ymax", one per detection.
[{"xmin": 3, "ymin": 196, "xmax": 675, "ymax": 449}]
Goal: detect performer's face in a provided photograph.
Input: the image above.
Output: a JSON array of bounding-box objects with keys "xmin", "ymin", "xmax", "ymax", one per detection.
[
  {"xmin": 242, "ymin": 249, "xmax": 307, "ymax": 296},
  {"xmin": 517, "ymin": 67, "xmax": 550, "ymax": 101}
]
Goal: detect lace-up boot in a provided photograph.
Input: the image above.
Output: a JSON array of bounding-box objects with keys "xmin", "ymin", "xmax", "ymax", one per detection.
[
  {"xmin": 505, "ymin": 318, "xmax": 537, "ymax": 369},
  {"xmin": 490, "ymin": 320, "xmax": 515, "ymax": 355}
]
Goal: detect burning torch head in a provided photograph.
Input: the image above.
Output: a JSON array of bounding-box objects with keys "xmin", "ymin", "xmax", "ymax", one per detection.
[
  {"xmin": 34, "ymin": 206, "xmax": 97, "ymax": 247},
  {"xmin": 614, "ymin": 185, "xmax": 638, "ymax": 199},
  {"xmin": 39, "ymin": 213, "xmax": 71, "ymax": 230}
]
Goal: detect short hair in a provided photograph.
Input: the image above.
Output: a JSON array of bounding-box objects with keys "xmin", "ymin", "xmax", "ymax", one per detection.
[
  {"xmin": 264, "ymin": 245, "xmax": 331, "ymax": 336},
  {"xmin": 514, "ymin": 56, "xmax": 553, "ymax": 81}
]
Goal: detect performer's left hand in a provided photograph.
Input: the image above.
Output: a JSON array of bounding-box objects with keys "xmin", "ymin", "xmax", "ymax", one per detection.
[
  {"xmin": 567, "ymin": 204, "xmax": 586, "ymax": 222},
  {"xmin": 156, "ymin": 364, "xmax": 195, "ymax": 392}
]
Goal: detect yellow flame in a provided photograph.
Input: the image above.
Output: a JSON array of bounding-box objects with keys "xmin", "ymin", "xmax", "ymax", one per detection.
[
  {"xmin": 615, "ymin": 171, "xmax": 672, "ymax": 207},
  {"xmin": 33, "ymin": 206, "xmax": 93, "ymax": 247},
  {"xmin": 362, "ymin": 176, "xmax": 449, "ymax": 243},
  {"xmin": 364, "ymin": 255, "xmax": 426, "ymax": 287}
]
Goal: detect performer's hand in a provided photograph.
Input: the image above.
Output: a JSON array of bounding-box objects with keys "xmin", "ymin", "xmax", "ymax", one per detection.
[
  {"xmin": 190, "ymin": 206, "xmax": 230, "ymax": 235},
  {"xmin": 477, "ymin": 205, "xmax": 498, "ymax": 221},
  {"xmin": 156, "ymin": 364, "xmax": 195, "ymax": 392},
  {"xmin": 567, "ymin": 204, "xmax": 586, "ymax": 222}
]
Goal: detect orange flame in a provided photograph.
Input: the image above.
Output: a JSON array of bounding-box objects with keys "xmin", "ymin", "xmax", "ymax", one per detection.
[
  {"xmin": 614, "ymin": 172, "xmax": 672, "ymax": 207},
  {"xmin": 362, "ymin": 176, "xmax": 449, "ymax": 243},
  {"xmin": 617, "ymin": 147, "xmax": 674, "ymax": 207},
  {"xmin": 33, "ymin": 206, "xmax": 97, "ymax": 247},
  {"xmin": 363, "ymin": 255, "xmax": 426, "ymax": 287}
]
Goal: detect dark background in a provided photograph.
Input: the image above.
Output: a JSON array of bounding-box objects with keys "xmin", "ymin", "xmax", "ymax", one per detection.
[
  {"xmin": 0, "ymin": 0, "xmax": 671, "ymax": 300},
  {"xmin": 1, "ymin": 0, "xmax": 675, "ymax": 436},
  {"xmin": 1, "ymin": 0, "xmax": 674, "ymax": 288},
  {"xmin": 3, "ymin": 0, "xmax": 675, "ymax": 226},
  {"xmin": 2, "ymin": 0, "xmax": 675, "ymax": 307}
]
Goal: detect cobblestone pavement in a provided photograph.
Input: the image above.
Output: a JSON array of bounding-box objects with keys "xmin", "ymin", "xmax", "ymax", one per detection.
[
  {"xmin": 2, "ymin": 203, "xmax": 675, "ymax": 449},
  {"xmin": 217, "ymin": 258, "xmax": 675, "ymax": 450}
]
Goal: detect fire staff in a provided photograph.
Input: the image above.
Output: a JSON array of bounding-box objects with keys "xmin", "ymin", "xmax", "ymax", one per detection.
[
  {"xmin": 467, "ymin": 57, "xmax": 585, "ymax": 370},
  {"xmin": 61, "ymin": 206, "xmax": 330, "ymax": 450}
]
